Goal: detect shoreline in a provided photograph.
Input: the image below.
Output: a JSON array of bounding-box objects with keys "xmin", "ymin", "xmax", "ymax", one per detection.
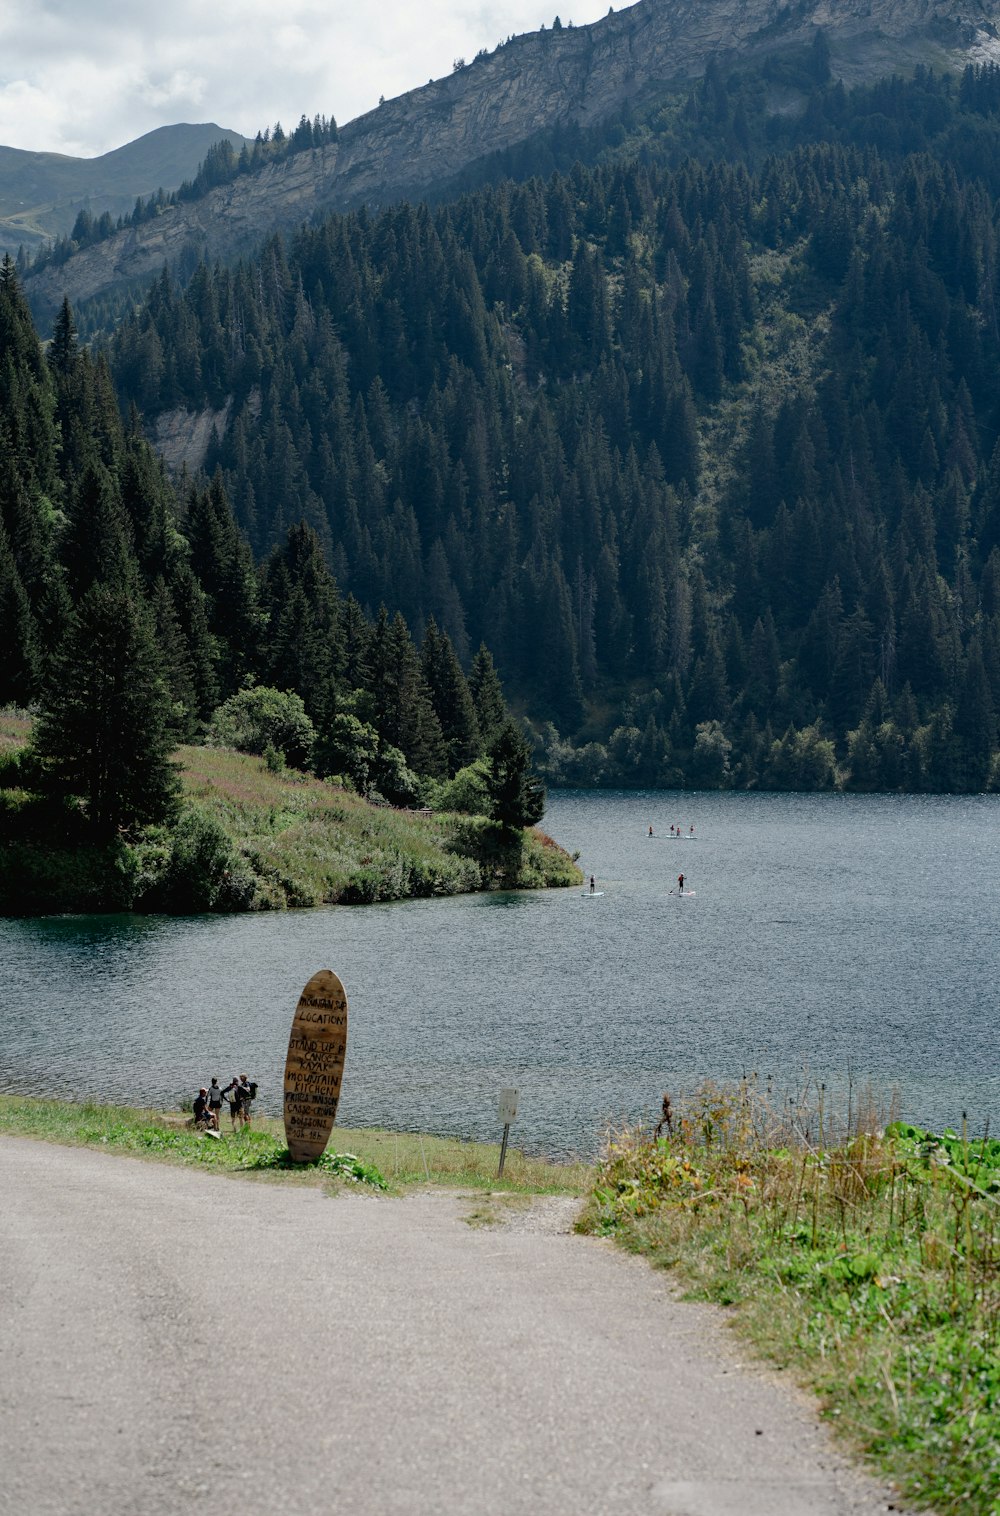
[{"xmin": 0, "ymin": 737, "xmax": 583, "ymax": 916}]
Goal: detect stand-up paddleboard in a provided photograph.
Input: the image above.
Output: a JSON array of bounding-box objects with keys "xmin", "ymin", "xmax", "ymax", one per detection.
[
  {"xmin": 283, "ymin": 968, "xmax": 348, "ymax": 1163},
  {"xmin": 582, "ymin": 890, "xmax": 606, "ymax": 897},
  {"xmin": 668, "ymin": 889, "xmax": 697, "ymax": 898}
]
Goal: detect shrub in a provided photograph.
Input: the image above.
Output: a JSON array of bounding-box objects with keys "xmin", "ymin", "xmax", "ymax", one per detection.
[
  {"xmin": 208, "ymin": 686, "xmax": 315, "ymax": 770},
  {"xmin": 143, "ymin": 807, "xmax": 258, "ymax": 912},
  {"xmin": 426, "ymin": 759, "xmax": 490, "ymax": 815}
]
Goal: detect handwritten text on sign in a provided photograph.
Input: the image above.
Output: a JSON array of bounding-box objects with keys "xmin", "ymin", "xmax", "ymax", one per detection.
[{"xmin": 283, "ymin": 968, "xmax": 349, "ymax": 1163}]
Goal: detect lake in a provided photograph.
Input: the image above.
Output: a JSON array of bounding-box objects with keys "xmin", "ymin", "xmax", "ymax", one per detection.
[{"xmin": 1, "ymin": 789, "xmax": 998, "ymax": 1157}]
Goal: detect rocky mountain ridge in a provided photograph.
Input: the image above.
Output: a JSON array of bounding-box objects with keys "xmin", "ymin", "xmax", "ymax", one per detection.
[
  {"xmin": 0, "ymin": 123, "xmax": 248, "ymax": 263},
  {"xmin": 24, "ymin": 0, "xmax": 1000, "ymax": 323}
]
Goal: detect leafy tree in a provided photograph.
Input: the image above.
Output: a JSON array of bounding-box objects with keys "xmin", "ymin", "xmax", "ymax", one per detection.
[
  {"xmin": 207, "ymin": 685, "xmax": 315, "ymax": 770},
  {"xmin": 314, "ymin": 711, "xmax": 380, "ymax": 791}
]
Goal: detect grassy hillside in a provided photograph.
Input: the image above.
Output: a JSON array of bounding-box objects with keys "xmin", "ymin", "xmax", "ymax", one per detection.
[
  {"xmin": 0, "ymin": 721, "xmax": 581, "ymax": 915},
  {"xmin": 176, "ymin": 743, "xmax": 580, "ymax": 907}
]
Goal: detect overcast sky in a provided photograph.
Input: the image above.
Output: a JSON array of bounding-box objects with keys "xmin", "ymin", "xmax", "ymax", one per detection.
[{"xmin": 0, "ymin": 1, "xmax": 623, "ymax": 159}]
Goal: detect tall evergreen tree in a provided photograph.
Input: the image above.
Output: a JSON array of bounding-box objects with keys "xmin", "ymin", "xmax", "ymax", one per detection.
[
  {"xmin": 485, "ymin": 719, "xmax": 546, "ymax": 830},
  {"xmin": 32, "ymin": 574, "xmax": 180, "ymax": 838},
  {"xmin": 421, "ymin": 617, "xmax": 480, "ymax": 774}
]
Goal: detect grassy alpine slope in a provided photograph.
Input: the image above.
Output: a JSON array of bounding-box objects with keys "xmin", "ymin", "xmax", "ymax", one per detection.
[
  {"xmin": 582, "ymin": 1082, "xmax": 1000, "ymax": 1515},
  {"xmin": 0, "ymin": 717, "xmax": 581, "ymax": 915}
]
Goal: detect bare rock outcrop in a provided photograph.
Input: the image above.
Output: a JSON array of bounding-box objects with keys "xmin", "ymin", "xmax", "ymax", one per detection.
[
  {"xmin": 25, "ymin": 0, "xmax": 1000, "ymax": 322},
  {"xmin": 152, "ymin": 400, "xmax": 232, "ymax": 474}
]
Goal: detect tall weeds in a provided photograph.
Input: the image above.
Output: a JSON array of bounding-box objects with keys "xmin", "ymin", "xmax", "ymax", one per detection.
[{"xmin": 585, "ymin": 1078, "xmax": 1000, "ymax": 1514}]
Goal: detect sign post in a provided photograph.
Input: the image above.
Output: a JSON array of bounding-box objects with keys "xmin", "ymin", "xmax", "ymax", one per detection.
[
  {"xmin": 283, "ymin": 968, "xmax": 349, "ymax": 1163},
  {"xmin": 497, "ymin": 1087, "xmax": 518, "ymax": 1177}
]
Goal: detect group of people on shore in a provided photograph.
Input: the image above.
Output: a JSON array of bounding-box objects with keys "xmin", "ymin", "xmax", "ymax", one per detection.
[{"xmin": 193, "ymin": 1074, "xmax": 257, "ymax": 1132}]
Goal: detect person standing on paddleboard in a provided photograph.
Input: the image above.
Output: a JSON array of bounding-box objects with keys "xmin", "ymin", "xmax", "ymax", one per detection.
[
  {"xmin": 678, "ymin": 873, "xmax": 685, "ymax": 894},
  {"xmin": 589, "ymin": 875, "xmax": 596, "ymax": 893}
]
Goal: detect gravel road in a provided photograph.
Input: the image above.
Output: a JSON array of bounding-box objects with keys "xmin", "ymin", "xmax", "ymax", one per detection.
[{"xmin": 0, "ymin": 1136, "xmax": 908, "ymax": 1516}]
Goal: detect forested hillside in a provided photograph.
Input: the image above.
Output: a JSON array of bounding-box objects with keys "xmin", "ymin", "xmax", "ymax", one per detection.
[
  {"xmin": 0, "ymin": 257, "xmax": 562, "ymax": 910},
  {"xmin": 104, "ymin": 63, "xmax": 1000, "ymax": 792}
]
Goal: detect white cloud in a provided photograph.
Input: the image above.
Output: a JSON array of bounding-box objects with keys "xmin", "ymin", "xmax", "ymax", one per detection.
[{"xmin": 0, "ymin": 0, "xmax": 623, "ymax": 157}]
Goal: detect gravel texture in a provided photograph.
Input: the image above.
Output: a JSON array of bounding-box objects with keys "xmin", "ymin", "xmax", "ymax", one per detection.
[{"xmin": 0, "ymin": 1136, "xmax": 911, "ymax": 1516}]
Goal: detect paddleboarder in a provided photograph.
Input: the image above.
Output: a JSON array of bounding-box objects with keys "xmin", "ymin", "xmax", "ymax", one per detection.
[
  {"xmin": 677, "ymin": 873, "xmax": 685, "ymax": 895},
  {"xmin": 589, "ymin": 874, "xmax": 596, "ymax": 894}
]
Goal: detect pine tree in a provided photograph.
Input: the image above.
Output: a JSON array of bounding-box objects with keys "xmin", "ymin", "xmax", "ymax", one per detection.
[
  {"xmin": 0, "ymin": 517, "xmax": 40, "ymax": 703},
  {"xmin": 32, "ymin": 574, "xmax": 180, "ymax": 838},
  {"xmin": 421, "ymin": 617, "xmax": 480, "ymax": 775},
  {"xmin": 485, "ymin": 719, "xmax": 545, "ymax": 830},
  {"xmin": 468, "ymin": 643, "xmax": 507, "ymax": 747}
]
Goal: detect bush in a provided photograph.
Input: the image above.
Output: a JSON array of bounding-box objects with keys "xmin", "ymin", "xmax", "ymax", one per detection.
[
  {"xmin": 143, "ymin": 807, "xmax": 258, "ymax": 912},
  {"xmin": 208, "ymin": 686, "xmax": 315, "ymax": 770},
  {"xmin": 426, "ymin": 759, "xmax": 490, "ymax": 815}
]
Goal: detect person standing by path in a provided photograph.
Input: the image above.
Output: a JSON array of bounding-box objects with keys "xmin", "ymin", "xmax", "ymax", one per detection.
[
  {"xmin": 206, "ymin": 1078, "xmax": 224, "ymax": 1128},
  {"xmin": 238, "ymin": 1074, "xmax": 255, "ymax": 1128},
  {"xmin": 223, "ymin": 1075, "xmax": 243, "ymax": 1131}
]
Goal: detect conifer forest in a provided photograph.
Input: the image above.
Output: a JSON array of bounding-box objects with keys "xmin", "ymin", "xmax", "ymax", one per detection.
[{"xmin": 8, "ymin": 58, "xmax": 1000, "ymax": 823}]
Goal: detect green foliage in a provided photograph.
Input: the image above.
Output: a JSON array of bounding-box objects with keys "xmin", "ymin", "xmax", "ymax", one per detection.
[
  {"xmin": 425, "ymin": 758, "xmax": 490, "ymax": 815},
  {"xmin": 585, "ymin": 1086, "xmax": 1000, "ymax": 1515},
  {"xmin": 86, "ymin": 61, "xmax": 1000, "ymax": 792},
  {"xmin": 0, "ymin": 724, "xmax": 579, "ymax": 913},
  {"xmin": 145, "ymin": 805, "xmax": 258, "ymax": 913},
  {"xmin": 0, "ymin": 1095, "xmax": 590, "ymax": 1194},
  {"xmin": 485, "ymin": 719, "xmax": 546, "ymax": 831},
  {"xmin": 208, "ymin": 684, "xmax": 315, "ymax": 770},
  {"xmin": 243, "ymin": 1144, "xmax": 388, "ymax": 1188},
  {"xmin": 31, "ymin": 577, "xmax": 181, "ymax": 838},
  {"xmin": 314, "ymin": 710, "xmax": 379, "ymax": 791},
  {"xmin": 17, "ymin": 62, "xmax": 1000, "ymax": 794}
]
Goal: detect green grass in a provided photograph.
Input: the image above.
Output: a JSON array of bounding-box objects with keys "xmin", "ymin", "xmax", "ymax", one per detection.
[
  {"xmin": 0, "ymin": 1094, "xmax": 591, "ymax": 1197},
  {"xmin": 581, "ymin": 1082, "xmax": 1000, "ymax": 1515},
  {"xmin": 0, "ymin": 718, "xmax": 582, "ymax": 912},
  {"xmin": 179, "ymin": 743, "xmax": 581, "ymax": 905}
]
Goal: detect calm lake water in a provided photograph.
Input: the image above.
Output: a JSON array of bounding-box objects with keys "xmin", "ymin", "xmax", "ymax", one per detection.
[{"xmin": 1, "ymin": 790, "xmax": 998, "ymax": 1157}]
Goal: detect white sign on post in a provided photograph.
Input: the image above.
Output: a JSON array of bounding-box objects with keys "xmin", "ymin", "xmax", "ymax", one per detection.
[{"xmin": 498, "ymin": 1088, "xmax": 518, "ymax": 1124}]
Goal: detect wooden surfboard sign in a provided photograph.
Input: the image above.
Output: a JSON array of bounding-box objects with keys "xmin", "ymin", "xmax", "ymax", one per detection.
[{"xmin": 283, "ymin": 968, "xmax": 349, "ymax": 1163}]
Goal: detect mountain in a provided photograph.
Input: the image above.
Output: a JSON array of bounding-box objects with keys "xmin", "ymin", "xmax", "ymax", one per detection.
[
  {"xmin": 22, "ymin": 0, "xmax": 1000, "ymax": 322},
  {"xmin": 0, "ymin": 123, "xmax": 249, "ymax": 262},
  {"xmin": 94, "ymin": 59, "xmax": 1000, "ymax": 793}
]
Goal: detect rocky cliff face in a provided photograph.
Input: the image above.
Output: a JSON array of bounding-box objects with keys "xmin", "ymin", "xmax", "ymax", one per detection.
[{"xmin": 25, "ymin": 0, "xmax": 1000, "ymax": 322}]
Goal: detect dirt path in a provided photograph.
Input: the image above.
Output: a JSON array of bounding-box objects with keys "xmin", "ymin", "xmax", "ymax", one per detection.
[{"xmin": 0, "ymin": 1136, "xmax": 906, "ymax": 1516}]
